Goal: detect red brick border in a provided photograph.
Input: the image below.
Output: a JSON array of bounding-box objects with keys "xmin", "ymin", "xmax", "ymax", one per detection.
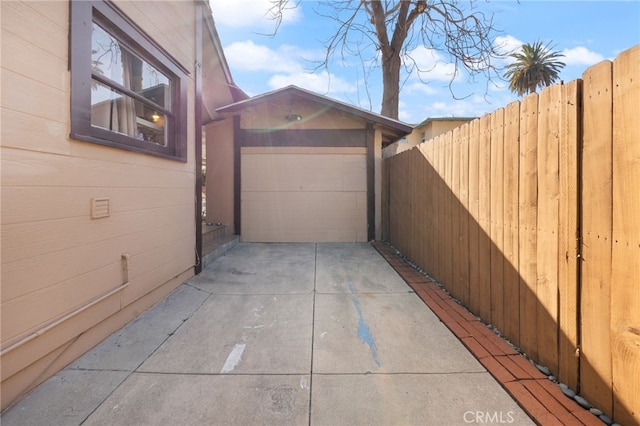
[{"xmin": 371, "ymin": 241, "xmax": 598, "ymax": 426}]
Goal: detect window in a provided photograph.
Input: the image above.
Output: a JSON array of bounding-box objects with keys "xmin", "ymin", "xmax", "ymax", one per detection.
[{"xmin": 70, "ymin": 1, "xmax": 188, "ymax": 161}]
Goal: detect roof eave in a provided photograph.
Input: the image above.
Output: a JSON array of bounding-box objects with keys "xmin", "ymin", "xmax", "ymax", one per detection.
[{"xmin": 216, "ymin": 85, "xmax": 413, "ymax": 136}]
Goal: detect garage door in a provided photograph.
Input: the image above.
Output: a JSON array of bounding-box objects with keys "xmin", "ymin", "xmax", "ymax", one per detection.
[{"xmin": 241, "ymin": 146, "xmax": 368, "ymax": 242}]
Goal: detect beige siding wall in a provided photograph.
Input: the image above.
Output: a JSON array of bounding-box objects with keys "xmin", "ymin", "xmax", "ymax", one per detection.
[
  {"xmin": 205, "ymin": 119, "xmax": 235, "ymax": 231},
  {"xmin": 241, "ymin": 147, "xmax": 368, "ymax": 242},
  {"xmin": 1, "ymin": 0, "xmax": 198, "ymax": 409},
  {"xmin": 407, "ymin": 120, "xmax": 473, "ymax": 146},
  {"xmin": 240, "ymin": 97, "xmax": 366, "ymax": 130},
  {"xmin": 384, "ymin": 119, "xmax": 473, "ymax": 158}
]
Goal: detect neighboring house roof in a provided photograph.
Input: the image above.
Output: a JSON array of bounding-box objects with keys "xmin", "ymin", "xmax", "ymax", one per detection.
[
  {"xmin": 414, "ymin": 116, "xmax": 477, "ymax": 128},
  {"xmin": 216, "ymin": 85, "xmax": 413, "ymax": 146}
]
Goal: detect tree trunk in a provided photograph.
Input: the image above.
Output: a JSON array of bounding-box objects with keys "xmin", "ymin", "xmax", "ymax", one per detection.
[{"xmin": 380, "ymin": 53, "xmax": 401, "ymax": 120}]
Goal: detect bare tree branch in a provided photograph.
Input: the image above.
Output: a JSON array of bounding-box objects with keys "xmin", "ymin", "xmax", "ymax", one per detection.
[{"xmin": 267, "ymin": 0, "xmax": 502, "ymax": 119}]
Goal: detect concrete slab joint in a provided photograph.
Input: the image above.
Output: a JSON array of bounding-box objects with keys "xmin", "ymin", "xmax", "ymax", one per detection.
[{"xmin": 2, "ymin": 242, "xmax": 534, "ymax": 426}]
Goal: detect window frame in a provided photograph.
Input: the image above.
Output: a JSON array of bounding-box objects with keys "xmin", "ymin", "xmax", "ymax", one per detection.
[{"xmin": 70, "ymin": 0, "xmax": 189, "ymax": 162}]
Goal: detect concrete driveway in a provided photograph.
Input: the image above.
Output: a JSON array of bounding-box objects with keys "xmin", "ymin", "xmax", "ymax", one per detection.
[{"xmin": 2, "ymin": 243, "xmax": 533, "ymax": 425}]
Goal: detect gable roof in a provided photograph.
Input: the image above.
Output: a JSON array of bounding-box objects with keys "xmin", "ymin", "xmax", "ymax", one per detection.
[{"xmin": 216, "ymin": 85, "xmax": 413, "ymax": 146}]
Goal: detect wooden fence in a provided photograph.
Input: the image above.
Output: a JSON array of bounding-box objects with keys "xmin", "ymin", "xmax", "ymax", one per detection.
[{"xmin": 382, "ymin": 45, "xmax": 638, "ymax": 425}]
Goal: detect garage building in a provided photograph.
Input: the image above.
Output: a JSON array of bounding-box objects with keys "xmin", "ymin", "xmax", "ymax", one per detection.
[{"xmin": 214, "ymin": 85, "xmax": 412, "ymax": 243}]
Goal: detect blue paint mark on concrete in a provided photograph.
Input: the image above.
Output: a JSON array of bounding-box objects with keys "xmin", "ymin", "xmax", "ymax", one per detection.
[{"xmin": 348, "ymin": 279, "xmax": 381, "ymax": 367}]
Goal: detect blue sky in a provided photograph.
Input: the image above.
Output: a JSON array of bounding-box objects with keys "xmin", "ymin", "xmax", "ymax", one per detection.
[{"xmin": 209, "ymin": 1, "xmax": 640, "ymax": 124}]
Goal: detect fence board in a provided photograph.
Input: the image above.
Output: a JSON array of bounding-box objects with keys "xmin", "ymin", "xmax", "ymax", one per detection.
[
  {"xmin": 468, "ymin": 119, "xmax": 481, "ymax": 316},
  {"xmin": 416, "ymin": 145, "xmax": 425, "ymax": 268},
  {"xmin": 451, "ymin": 128, "xmax": 462, "ymax": 299},
  {"xmin": 580, "ymin": 59, "xmax": 613, "ymax": 413},
  {"xmin": 518, "ymin": 93, "xmax": 539, "ymax": 360},
  {"xmin": 416, "ymin": 148, "xmax": 424, "ymax": 264},
  {"xmin": 443, "ymin": 132, "xmax": 454, "ymax": 289},
  {"xmin": 503, "ymin": 101, "xmax": 521, "ymax": 345},
  {"xmin": 478, "ymin": 114, "xmax": 493, "ymax": 321},
  {"xmin": 558, "ymin": 80, "xmax": 580, "ymax": 390},
  {"xmin": 536, "ymin": 84, "xmax": 562, "ymax": 374},
  {"xmin": 388, "ymin": 156, "xmax": 396, "ymax": 245},
  {"xmin": 610, "ymin": 45, "xmax": 640, "ymax": 426},
  {"xmin": 421, "ymin": 147, "xmax": 430, "ymax": 268},
  {"xmin": 490, "ymin": 108, "xmax": 505, "ymax": 330},
  {"xmin": 438, "ymin": 135, "xmax": 450, "ymax": 283},
  {"xmin": 399, "ymin": 151, "xmax": 411, "ymax": 254},
  {"xmin": 408, "ymin": 148, "xmax": 417, "ymax": 261},
  {"xmin": 428, "ymin": 138, "xmax": 438, "ymax": 280},
  {"xmin": 388, "ymin": 154, "xmax": 402, "ymax": 250},
  {"xmin": 416, "ymin": 147, "xmax": 427, "ymax": 266},
  {"xmin": 427, "ymin": 141, "xmax": 440, "ymax": 273},
  {"xmin": 434, "ymin": 136, "xmax": 446, "ymax": 282},
  {"xmin": 458, "ymin": 124, "xmax": 470, "ymax": 306},
  {"xmin": 411, "ymin": 149, "xmax": 419, "ymax": 264},
  {"xmin": 381, "ymin": 157, "xmax": 389, "ymax": 241}
]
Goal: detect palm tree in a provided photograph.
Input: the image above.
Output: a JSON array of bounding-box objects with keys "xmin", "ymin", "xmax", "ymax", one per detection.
[{"xmin": 504, "ymin": 41, "xmax": 565, "ymax": 96}]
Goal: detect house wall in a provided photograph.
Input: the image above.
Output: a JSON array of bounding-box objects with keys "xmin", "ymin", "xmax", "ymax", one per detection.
[
  {"xmin": 205, "ymin": 119, "xmax": 235, "ymax": 232},
  {"xmin": 383, "ymin": 119, "xmax": 473, "ymax": 158},
  {"xmin": 1, "ymin": 0, "xmax": 199, "ymax": 410},
  {"xmin": 407, "ymin": 120, "xmax": 473, "ymax": 145}
]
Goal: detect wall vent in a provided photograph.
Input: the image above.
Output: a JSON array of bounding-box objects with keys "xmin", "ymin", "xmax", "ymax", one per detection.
[{"xmin": 91, "ymin": 197, "xmax": 110, "ymax": 219}]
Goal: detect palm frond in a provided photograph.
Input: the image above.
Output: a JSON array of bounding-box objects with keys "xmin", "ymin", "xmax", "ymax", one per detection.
[{"xmin": 503, "ymin": 40, "xmax": 565, "ymax": 96}]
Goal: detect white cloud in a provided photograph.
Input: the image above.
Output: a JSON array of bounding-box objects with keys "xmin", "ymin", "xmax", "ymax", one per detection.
[
  {"xmin": 404, "ymin": 82, "xmax": 439, "ymax": 96},
  {"xmin": 494, "ymin": 35, "xmax": 524, "ymax": 57},
  {"xmin": 418, "ymin": 92, "xmax": 508, "ymax": 118},
  {"xmin": 561, "ymin": 46, "xmax": 605, "ymax": 66},
  {"xmin": 404, "ymin": 46, "xmax": 457, "ymax": 82},
  {"xmin": 224, "ymin": 40, "xmax": 316, "ymax": 73},
  {"xmin": 488, "ymin": 79, "xmax": 510, "ymax": 93},
  {"xmin": 224, "ymin": 39, "xmax": 354, "ymax": 96},
  {"xmin": 209, "ymin": 0, "xmax": 301, "ymax": 29},
  {"xmin": 430, "ymin": 100, "xmax": 475, "ymax": 117},
  {"xmin": 398, "ymin": 100, "xmax": 415, "ymax": 123},
  {"xmin": 268, "ymin": 70, "xmax": 357, "ymax": 94}
]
